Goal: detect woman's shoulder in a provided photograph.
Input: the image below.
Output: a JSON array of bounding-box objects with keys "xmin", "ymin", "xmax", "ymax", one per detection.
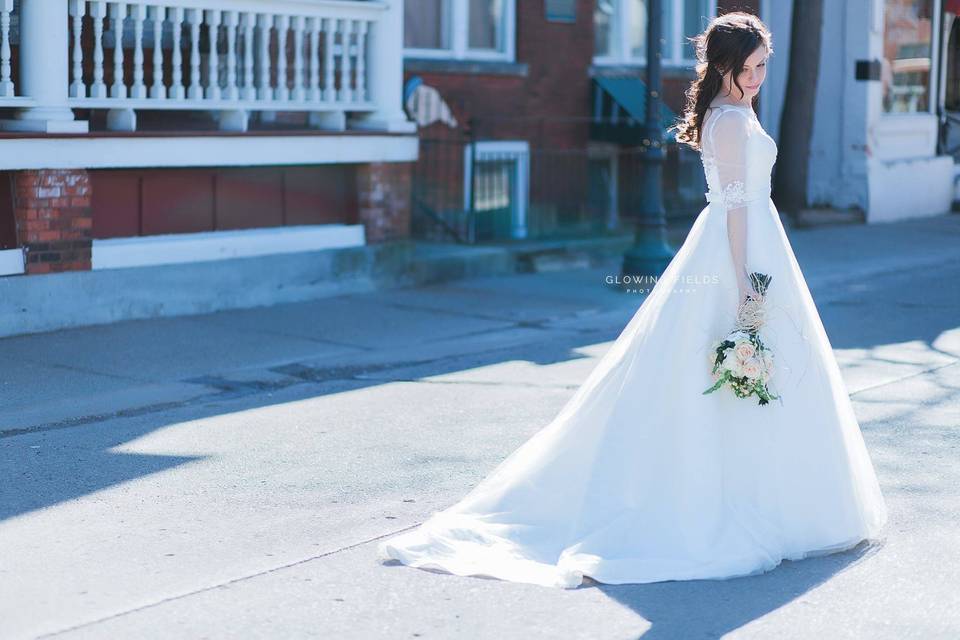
[
  {"xmin": 702, "ymin": 105, "xmax": 754, "ymax": 149},
  {"xmin": 706, "ymin": 100, "xmax": 755, "ymax": 111},
  {"xmin": 706, "ymin": 102, "xmax": 756, "ymax": 122},
  {"xmin": 706, "ymin": 103, "xmax": 753, "ymax": 116},
  {"xmin": 704, "ymin": 103, "xmax": 755, "ymax": 132}
]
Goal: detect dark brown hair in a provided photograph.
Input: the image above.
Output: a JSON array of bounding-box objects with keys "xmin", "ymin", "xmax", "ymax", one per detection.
[{"xmin": 670, "ymin": 11, "xmax": 773, "ymax": 151}]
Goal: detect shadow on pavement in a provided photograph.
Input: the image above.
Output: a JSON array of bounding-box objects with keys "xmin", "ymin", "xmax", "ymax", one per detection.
[{"xmin": 592, "ymin": 539, "xmax": 884, "ymax": 638}]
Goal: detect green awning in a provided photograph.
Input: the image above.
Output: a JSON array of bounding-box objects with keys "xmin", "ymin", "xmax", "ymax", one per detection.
[{"xmin": 593, "ymin": 76, "xmax": 678, "ymax": 141}]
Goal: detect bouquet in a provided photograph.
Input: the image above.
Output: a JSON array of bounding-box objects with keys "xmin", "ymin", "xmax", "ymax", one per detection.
[{"xmin": 702, "ymin": 272, "xmax": 780, "ymax": 406}]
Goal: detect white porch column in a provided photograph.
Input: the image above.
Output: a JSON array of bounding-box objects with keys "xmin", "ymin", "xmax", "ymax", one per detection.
[
  {"xmin": 0, "ymin": 0, "xmax": 88, "ymax": 132},
  {"xmin": 349, "ymin": 0, "xmax": 416, "ymax": 133}
]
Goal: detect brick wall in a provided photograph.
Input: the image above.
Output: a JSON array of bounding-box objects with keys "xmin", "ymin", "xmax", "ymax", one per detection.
[
  {"xmin": 13, "ymin": 169, "xmax": 93, "ymax": 275},
  {"xmin": 89, "ymin": 166, "xmax": 357, "ymax": 238},
  {"xmin": 404, "ymin": 0, "xmax": 595, "ymax": 148},
  {"xmin": 405, "ymin": 0, "xmax": 764, "ymax": 138},
  {"xmin": 356, "ymin": 162, "xmax": 413, "ymax": 244}
]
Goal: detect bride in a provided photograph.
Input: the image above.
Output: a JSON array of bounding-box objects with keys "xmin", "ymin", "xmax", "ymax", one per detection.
[{"xmin": 376, "ymin": 11, "xmax": 887, "ymax": 589}]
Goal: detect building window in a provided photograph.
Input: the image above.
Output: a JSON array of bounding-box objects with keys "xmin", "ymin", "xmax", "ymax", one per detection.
[
  {"xmin": 463, "ymin": 141, "xmax": 529, "ymax": 240},
  {"xmin": 882, "ymin": 0, "xmax": 935, "ymax": 113},
  {"xmin": 405, "ymin": 0, "xmax": 515, "ymax": 62},
  {"xmin": 593, "ymin": 0, "xmax": 715, "ymax": 66}
]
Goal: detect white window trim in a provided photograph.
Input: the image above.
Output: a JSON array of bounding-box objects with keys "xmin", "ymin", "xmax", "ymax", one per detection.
[
  {"xmin": 462, "ymin": 140, "xmax": 529, "ymax": 239},
  {"xmin": 404, "ymin": 0, "xmax": 516, "ymax": 62},
  {"xmin": 593, "ymin": 0, "xmax": 717, "ymax": 67}
]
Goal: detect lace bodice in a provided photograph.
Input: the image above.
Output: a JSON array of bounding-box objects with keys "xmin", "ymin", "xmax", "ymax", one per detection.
[
  {"xmin": 699, "ymin": 103, "xmax": 779, "ymax": 295},
  {"xmin": 700, "ymin": 104, "xmax": 778, "ymax": 209}
]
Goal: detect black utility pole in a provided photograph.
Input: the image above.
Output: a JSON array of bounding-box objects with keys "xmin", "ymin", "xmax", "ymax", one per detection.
[{"xmin": 622, "ymin": 0, "xmax": 675, "ymax": 277}]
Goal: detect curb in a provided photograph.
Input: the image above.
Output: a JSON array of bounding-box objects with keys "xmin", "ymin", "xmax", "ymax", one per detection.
[{"xmin": 0, "ymin": 233, "xmax": 637, "ymax": 339}]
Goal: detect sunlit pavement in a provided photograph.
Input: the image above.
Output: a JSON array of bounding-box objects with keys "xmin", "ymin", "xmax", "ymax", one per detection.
[{"xmin": 1, "ymin": 214, "xmax": 958, "ymax": 639}]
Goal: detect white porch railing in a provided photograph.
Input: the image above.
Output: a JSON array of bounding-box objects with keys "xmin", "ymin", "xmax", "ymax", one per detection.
[
  {"xmin": 0, "ymin": 1, "xmax": 22, "ymax": 102},
  {"xmin": 0, "ymin": 0, "xmax": 414, "ymax": 133}
]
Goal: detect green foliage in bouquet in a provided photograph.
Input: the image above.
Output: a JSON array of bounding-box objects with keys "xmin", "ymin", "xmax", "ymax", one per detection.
[
  {"xmin": 703, "ymin": 332, "xmax": 779, "ymax": 405},
  {"xmin": 702, "ymin": 271, "xmax": 780, "ymax": 406}
]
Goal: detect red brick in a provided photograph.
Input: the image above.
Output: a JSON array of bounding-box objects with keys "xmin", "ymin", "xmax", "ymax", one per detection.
[
  {"xmin": 40, "ymin": 173, "xmax": 67, "ymax": 187},
  {"xmin": 16, "ymin": 196, "xmax": 39, "ymax": 208},
  {"xmin": 37, "ymin": 186, "xmax": 61, "ymax": 198},
  {"xmin": 12, "ymin": 169, "xmax": 93, "ymax": 274},
  {"xmin": 63, "ymin": 184, "xmax": 91, "ymax": 197},
  {"xmin": 64, "ymin": 173, "xmax": 87, "ymax": 187},
  {"xmin": 356, "ymin": 162, "xmax": 412, "ymax": 243}
]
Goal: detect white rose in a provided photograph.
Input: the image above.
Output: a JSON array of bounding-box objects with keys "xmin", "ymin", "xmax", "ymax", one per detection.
[
  {"xmin": 723, "ymin": 356, "xmax": 743, "ymax": 377},
  {"xmin": 741, "ymin": 358, "xmax": 763, "ymax": 380},
  {"xmin": 734, "ymin": 342, "xmax": 756, "ymax": 360}
]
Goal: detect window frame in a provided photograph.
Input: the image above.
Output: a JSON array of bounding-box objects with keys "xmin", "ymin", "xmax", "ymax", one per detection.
[
  {"xmin": 404, "ymin": 0, "xmax": 517, "ymax": 63},
  {"xmin": 880, "ymin": 0, "xmax": 939, "ymax": 117},
  {"xmin": 462, "ymin": 140, "xmax": 530, "ymax": 240},
  {"xmin": 593, "ymin": 0, "xmax": 717, "ymax": 67}
]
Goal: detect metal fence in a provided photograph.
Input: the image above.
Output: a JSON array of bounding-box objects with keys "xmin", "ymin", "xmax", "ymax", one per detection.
[{"xmin": 411, "ymin": 116, "xmax": 708, "ymax": 244}]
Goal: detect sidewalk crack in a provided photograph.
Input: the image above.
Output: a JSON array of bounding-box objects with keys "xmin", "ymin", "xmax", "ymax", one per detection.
[{"xmin": 37, "ymin": 525, "xmax": 424, "ymax": 638}]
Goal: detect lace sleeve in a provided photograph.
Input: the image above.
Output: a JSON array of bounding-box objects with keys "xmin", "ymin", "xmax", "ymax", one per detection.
[{"xmin": 710, "ymin": 109, "xmax": 754, "ymax": 291}]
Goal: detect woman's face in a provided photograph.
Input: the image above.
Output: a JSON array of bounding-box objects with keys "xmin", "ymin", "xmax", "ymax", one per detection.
[{"xmin": 724, "ymin": 45, "xmax": 768, "ymax": 99}]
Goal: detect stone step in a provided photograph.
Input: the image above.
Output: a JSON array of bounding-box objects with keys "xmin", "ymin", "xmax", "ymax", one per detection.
[{"xmin": 793, "ymin": 207, "xmax": 866, "ymax": 228}]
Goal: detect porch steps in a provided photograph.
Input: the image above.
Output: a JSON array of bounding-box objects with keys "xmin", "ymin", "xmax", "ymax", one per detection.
[{"xmin": 792, "ymin": 207, "xmax": 866, "ymax": 228}]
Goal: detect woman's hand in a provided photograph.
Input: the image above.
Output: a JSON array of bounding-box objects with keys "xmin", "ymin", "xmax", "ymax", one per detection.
[{"xmin": 737, "ymin": 277, "xmax": 759, "ymax": 310}]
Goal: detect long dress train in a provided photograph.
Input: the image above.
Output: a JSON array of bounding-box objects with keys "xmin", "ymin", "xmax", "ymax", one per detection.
[{"xmin": 376, "ymin": 103, "xmax": 888, "ymax": 589}]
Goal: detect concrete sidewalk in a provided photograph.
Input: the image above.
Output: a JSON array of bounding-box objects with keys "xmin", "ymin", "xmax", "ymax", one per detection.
[
  {"xmin": 1, "ymin": 213, "xmax": 957, "ymax": 435},
  {"xmin": 1, "ymin": 213, "xmax": 958, "ymax": 639}
]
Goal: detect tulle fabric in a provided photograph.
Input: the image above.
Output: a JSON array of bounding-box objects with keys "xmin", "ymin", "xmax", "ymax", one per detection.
[{"xmin": 376, "ymin": 106, "xmax": 888, "ymax": 589}]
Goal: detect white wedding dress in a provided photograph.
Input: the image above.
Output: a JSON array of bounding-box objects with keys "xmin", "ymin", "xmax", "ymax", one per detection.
[{"xmin": 377, "ymin": 103, "xmax": 888, "ymax": 589}]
